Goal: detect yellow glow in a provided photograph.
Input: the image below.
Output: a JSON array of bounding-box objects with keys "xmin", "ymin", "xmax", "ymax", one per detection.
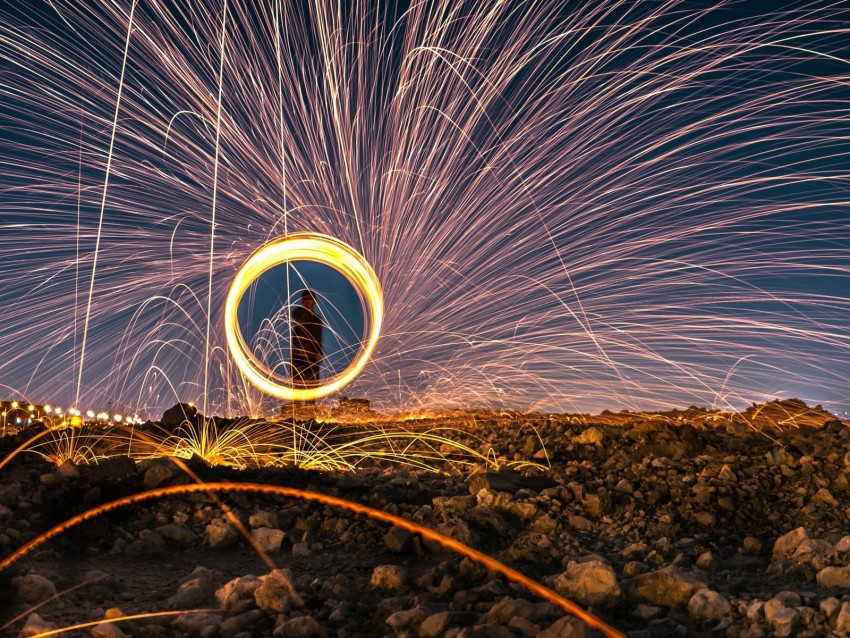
[
  {"xmin": 11, "ymin": 401, "xmax": 18, "ymax": 409},
  {"xmin": 225, "ymin": 232, "xmax": 383, "ymax": 401}
]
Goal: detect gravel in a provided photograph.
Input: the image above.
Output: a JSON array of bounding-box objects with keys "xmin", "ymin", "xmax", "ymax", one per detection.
[{"xmin": 1, "ymin": 400, "xmax": 849, "ymax": 637}]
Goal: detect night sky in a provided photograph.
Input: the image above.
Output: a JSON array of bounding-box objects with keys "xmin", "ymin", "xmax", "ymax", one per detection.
[{"xmin": 0, "ymin": 0, "xmax": 849, "ymax": 418}]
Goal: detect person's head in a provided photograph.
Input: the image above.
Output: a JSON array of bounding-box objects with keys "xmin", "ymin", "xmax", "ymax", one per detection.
[{"xmin": 301, "ymin": 289, "xmax": 316, "ymax": 309}]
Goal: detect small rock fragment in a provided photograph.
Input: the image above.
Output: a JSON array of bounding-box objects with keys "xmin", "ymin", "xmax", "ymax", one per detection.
[
  {"xmin": 553, "ymin": 560, "xmax": 621, "ymax": 607},
  {"xmin": 688, "ymin": 588, "xmax": 731, "ymax": 622},
  {"xmin": 371, "ymin": 564, "xmax": 406, "ymax": 590},
  {"xmin": 13, "ymin": 574, "xmax": 57, "ymax": 604}
]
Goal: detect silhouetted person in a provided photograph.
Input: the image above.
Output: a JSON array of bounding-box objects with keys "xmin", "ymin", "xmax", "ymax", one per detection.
[{"xmin": 291, "ymin": 289, "xmax": 323, "ymax": 401}]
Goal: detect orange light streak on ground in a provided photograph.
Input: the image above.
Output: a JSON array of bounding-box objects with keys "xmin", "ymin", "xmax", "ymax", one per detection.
[
  {"xmin": 27, "ymin": 610, "xmax": 215, "ymax": 638},
  {"xmin": 0, "ymin": 428, "xmax": 52, "ymax": 472},
  {"xmin": 1, "ymin": 482, "xmax": 625, "ymax": 638}
]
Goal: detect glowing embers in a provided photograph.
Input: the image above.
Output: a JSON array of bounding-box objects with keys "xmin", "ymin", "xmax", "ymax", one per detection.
[{"xmin": 225, "ymin": 233, "xmax": 383, "ymax": 401}]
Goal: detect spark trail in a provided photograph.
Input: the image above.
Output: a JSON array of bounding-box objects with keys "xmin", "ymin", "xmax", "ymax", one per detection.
[{"xmin": 0, "ymin": 0, "xmax": 848, "ymax": 417}]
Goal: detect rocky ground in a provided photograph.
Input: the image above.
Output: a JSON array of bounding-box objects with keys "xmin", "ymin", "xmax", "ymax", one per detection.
[{"xmin": 1, "ymin": 399, "xmax": 850, "ymax": 638}]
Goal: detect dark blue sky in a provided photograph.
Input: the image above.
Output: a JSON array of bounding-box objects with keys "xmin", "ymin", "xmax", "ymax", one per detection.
[{"xmin": 237, "ymin": 260, "xmax": 365, "ymax": 380}]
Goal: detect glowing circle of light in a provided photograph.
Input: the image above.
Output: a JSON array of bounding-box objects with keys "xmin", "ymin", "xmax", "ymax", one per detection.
[{"xmin": 225, "ymin": 232, "xmax": 383, "ymax": 402}]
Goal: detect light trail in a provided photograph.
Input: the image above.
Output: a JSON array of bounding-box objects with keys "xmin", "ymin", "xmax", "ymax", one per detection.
[
  {"xmin": 75, "ymin": 0, "xmax": 138, "ymax": 408},
  {"xmin": 203, "ymin": 0, "xmax": 230, "ymax": 416},
  {"xmin": 224, "ymin": 232, "xmax": 383, "ymax": 401},
  {"xmin": 0, "ymin": 1, "xmax": 848, "ymax": 417}
]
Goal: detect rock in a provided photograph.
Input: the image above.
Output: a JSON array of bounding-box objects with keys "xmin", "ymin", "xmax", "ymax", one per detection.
[
  {"xmin": 220, "ymin": 610, "xmax": 262, "ymax": 638},
  {"xmin": 468, "ymin": 470, "xmax": 557, "ymax": 494},
  {"xmin": 142, "ymin": 458, "xmax": 182, "ymax": 488},
  {"xmin": 383, "ymin": 525, "xmax": 412, "ymax": 553},
  {"xmin": 438, "ymin": 517, "xmax": 476, "ymax": 548},
  {"xmin": 215, "ymin": 575, "xmax": 262, "ymax": 612},
  {"xmin": 249, "ymin": 510, "xmax": 278, "ymax": 529},
  {"xmin": 508, "ymin": 616, "xmax": 540, "ymax": 637},
  {"xmin": 553, "ymin": 560, "xmax": 621, "ymax": 607},
  {"xmin": 371, "ymin": 564, "xmax": 406, "ymax": 590},
  {"xmin": 126, "ymin": 529, "xmax": 165, "ymax": 555},
  {"xmin": 291, "ymin": 541, "xmax": 311, "ymax": 557},
  {"xmin": 156, "ymin": 523, "xmax": 198, "ymax": 545},
  {"xmin": 252, "ymin": 527, "xmax": 286, "ymax": 553},
  {"xmin": 433, "ymin": 494, "xmax": 477, "ymax": 516},
  {"xmin": 812, "ymin": 487, "xmax": 837, "ymax": 505},
  {"xmin": 484, "ymin": 597, "xmax": 535, "ymax": 623},
  {"xmin": 505, "ymin": 500, "xmax": 540, "ymax": 522},
  {"xmin": 530, "ymin": 514, "xmax": 558, "ymax": 533},
  {"xmin": 816, "ymin": 566, "xmax": 850, "ymax": 588},
  {"xmin": 717, "ymin": 464, "xmax": 737, "ymax": 482},
  {"xmin": 626, "ymin": 566, "xmax": 706, "ymax": 607},
  {"xmin": 820, "ymin": 597, "xmax": 841, "ymax": 620},
  {"xmin": 537, "ymin": 615, "xmax": 593, "ymax": 637},
  {"xmin": 57, "ymin": 460, "xmax": 80, "ymax": 478},
  {"xmin": 168, "ymin": 567, "xmax": 217, "ymax": 609},
  {"xmin": 20, "ymin": 613, "xmax": 57, "ymax": 638},
  {"xmin": 693, "ymin": 511, "xmax": 716, "ymax": 526},
  {"xmin": 746, "ymin": 600, "xmax": 764, "ymax": 621},
  {"xmin": 835, "ymin": 602, "xmax": 850, "ymax": 637},
  {"xmin": 385, "ymin": 606, "xmax": 427, "ymax": 629},
  {"xmin": 633, "ymin": 604, "xmax": 663, "ymax": 621},
  {"xmin": 273, "ymin": 615, "xmax": 324, "ymax": 638},
  {"xmin": 792, "ymin": 538, "xmax": 833, "ymax": 566},
  {"xmin": 162, "ymin": 402, "xmax": 198, "ymax": 429},
  {"xmin": 741, "ymin": 536, "xmax": 763, "ymax": 554},
  {"xmin": 567, "ymin": 514, "xmax": 594, "ymax": 531},
  {"xmin": 0, "ymin": 483, "xmax": 21, "ymax": 505},
  {"xmin": 574, "ymin": 426, "xmax": 604, "ymax": 446},
  {"xmin": 767, "ymin": 607, "xmax": 799, "ymax": 637},
  {"xmin": 457, "ymin": 625, "xmax": 514, "ymax": 638},
  {"xmin": 835, "ymin": 536, "xmax": 850, "ymax": 553},
  {"xmin": 772, "ymin": 527, "xmax": 809, "ymax": 560},
  {"xmin": 255, "ymin": 569, "xmax": 299, "ymax": 613},
  {"xmin": 696, "ymin": 551, "xmax": 717, "ymax": 570},
  {"xmin": 172, "ymin": 612, "xmax": 223, "ymax": 635},
  {"xmin": 688, "ymin": 588, "xmax": 731, "ymax": 621},
  {"xmin": 205, "ymin": 520, "xmax": 239, "ymax": 548},
  {"xmin": 419, "ymin": 611, "xmax": 452, "ymax": 637},
  {"xmin": 91, "ymin": 622, "xmax": 127, "ymax": 638},
  {"xmin": 13, "ymin": 573, "xmax": 57, "ymax": 604}
]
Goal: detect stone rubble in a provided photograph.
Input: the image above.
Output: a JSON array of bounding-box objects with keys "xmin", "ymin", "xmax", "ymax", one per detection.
[{"xmin": 0, "ymin": 405, "xmax": 849, "ymax": 637}]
